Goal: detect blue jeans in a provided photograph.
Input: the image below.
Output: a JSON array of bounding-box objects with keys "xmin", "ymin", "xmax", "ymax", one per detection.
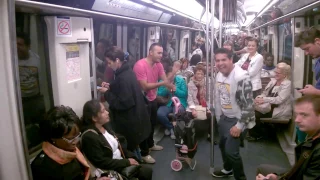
[{"xmin": 157, "ymin": 105, "xmax": 185, "ymax": 130}]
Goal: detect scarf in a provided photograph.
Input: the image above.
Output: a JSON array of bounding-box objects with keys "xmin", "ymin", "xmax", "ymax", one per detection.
[
  {"xmin": 263, "ymin": 65, "xmax": 275, "ymax": 70},
  {"xmin": 192, "ymin": 77, "xmax": 207, "ymax": 107},
  {"xmin": 42, "ymin": 142, "xmax": 91, "ymax": 180}
]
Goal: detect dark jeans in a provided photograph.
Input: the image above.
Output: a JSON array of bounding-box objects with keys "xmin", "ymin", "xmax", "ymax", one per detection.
[
  {"xmin": 248, "ymin": 110, "xmax": 273, "ymax": 138},
  {"xmin": 140, "ymin": 100, "xmax": 157, "ymax": 156},
  {"xmin": 136, "ymin": 165, "xmax": 153, "ymax": 180},
  {"xmin": 157, "ymin": 105, "xmax": 185, "ymax": 130},
  {"xmin": 218, "ymin": 115, "xmax": 246, "ymax": 180}
]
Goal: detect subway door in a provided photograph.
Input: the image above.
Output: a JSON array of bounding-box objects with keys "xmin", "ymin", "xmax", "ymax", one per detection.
[
  {"xmin": 179, "ymin": 30, "xmax": 190, "ymax": 60},
  {"xmin": 268, "ymin": 25, "xmax": 278, "ymax": 63},
  {"xmin": 293, "ymin": 17, "xmax": 305, "ymax": 99},
  {"xmin": 44, "ymin": 16, "xmax": 92, "ymax": 116},
  {"xmin": 147, "ymin": 26, "xmax": 160, "ymax": 50}
]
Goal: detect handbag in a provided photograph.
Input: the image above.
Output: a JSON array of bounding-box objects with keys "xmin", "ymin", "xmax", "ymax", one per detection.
[
  {"xmin": 120, "ymin": 165, "xmax": 141, "ymax": 179},
  {"xmin": 254, "ymin": 103, "xmax": 271, "ymax": 114},
  {"xmin": 195, "ymin": 105, "xmax": 207, "ymax": 120}
]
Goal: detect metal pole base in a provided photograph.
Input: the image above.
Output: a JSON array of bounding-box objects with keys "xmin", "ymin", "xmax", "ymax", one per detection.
[{"xmin": 209, "ymin": 167, "xmax": 215, "ymax": 175}]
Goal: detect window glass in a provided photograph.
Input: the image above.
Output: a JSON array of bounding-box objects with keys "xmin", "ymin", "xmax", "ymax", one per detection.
[{"xmin": 16, "ymin": 13, "xmax": 53, "ymax": 154}]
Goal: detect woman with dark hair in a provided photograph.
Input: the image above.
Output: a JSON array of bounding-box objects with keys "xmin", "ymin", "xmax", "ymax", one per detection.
[
  {"xmin": 189, "ymin": 54, "xmax": 202, "ymax": 67},
  {"xmin": 31, "ymin": 106, "xmax": 109, "ymax": 180},
  {"xmin": 80, "ymin": 99, "xmax": 152, "ymax": 180},
  {"xmin": 98, "ymin": 46, "xmax": 151, "ymax": 157}
]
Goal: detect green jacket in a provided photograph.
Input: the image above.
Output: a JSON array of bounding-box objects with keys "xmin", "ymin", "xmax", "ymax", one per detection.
[{"xmin": 157, "ymin": 75, "xmax": 188, "ymax": 108}]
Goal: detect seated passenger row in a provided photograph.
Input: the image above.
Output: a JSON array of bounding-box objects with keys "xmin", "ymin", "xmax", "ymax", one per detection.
[{"xmin": 31, "ymin": 101, "xmax": 152, "ymax": 180}]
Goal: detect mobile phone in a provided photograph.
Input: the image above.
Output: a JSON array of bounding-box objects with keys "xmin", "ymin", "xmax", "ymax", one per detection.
[
  {"xmin": 295, "ymin": 87, "xmax": 302, "ymax": 90},
  {"xmin": 97, "ymin": 86, "xmax": 102, "ymax": 90}
]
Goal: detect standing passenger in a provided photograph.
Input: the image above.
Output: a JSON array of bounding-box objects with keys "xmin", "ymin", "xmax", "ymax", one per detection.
[
  {"xmin": 212, "ymin": 48, "xmax": 255, "ymax": 180},
  {"xmin": 235, "ymin": 38, "xmax": 264, "ymax": 98},
  {"xmin": 133, "ymin": 43, "xmax": 174, "ymax": 164},
  {"xmin": 98, "ymin": 46, "xmax": 151, "ymax": 155}
]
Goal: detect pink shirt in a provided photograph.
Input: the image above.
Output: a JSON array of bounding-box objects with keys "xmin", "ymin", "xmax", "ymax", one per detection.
[{"xmin": 133, "ymin": 59, "xmax": 165, "ymax": 101}]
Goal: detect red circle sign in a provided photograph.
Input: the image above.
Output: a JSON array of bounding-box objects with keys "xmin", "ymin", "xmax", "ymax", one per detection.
[{"xmin": 58, "ymin": 21, "xmax": 70, "ymax": 34}]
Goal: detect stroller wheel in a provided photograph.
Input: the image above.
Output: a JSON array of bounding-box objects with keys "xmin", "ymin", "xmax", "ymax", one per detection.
[{"xmin": 171, "ymin": 159, "xmax": 183, "ymax": 171}]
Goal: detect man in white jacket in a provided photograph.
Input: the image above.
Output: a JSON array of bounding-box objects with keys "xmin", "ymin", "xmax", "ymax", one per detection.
[{"xmin": 212, "ymin": 48, "xmax": 255, "ymax": 180}]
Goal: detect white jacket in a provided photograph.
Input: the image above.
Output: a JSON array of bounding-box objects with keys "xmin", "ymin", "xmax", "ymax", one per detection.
[{"xmin": 235, "ymin": 52, "xmax": 264, "ymax": 91}]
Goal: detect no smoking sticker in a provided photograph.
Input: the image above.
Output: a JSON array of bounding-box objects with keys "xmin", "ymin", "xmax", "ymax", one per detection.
[{"xmin": 56, "ymin": 17, "xmax": 72, "ymax": 37}]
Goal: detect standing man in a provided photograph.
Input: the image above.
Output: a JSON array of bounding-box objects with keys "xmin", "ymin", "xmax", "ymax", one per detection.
[
  {"xmin": 17, "ymin": 32, "xmax": 45, "ymax": 148},
  {"xmin": 133, "ymin": 43, "xmax": 174, "ymax": 164},
  {"xmin": 212, "ymin": 48, "xmax": 255, "ymax": 180},
  {"xmin": 294, "ymin": 27, "xmax": 320, "ymax": 143},
  {"xmin": 295, "ymin": 27, "xmax": 320, "ymax": 95},
  {"xmin": 256, "ymin": 95, "xmax": 320, "ymax": 180}
]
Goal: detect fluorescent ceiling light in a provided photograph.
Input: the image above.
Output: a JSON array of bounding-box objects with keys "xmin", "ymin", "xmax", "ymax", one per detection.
[
  {"xmin": 154, "ymin": 0, "xmax": 203, "ymax": 20},
  {"xmin": 257, "ymin": 0, "xmax": 279, "ymax": 17},
  {"xmin": 141, "ymin": 0, "xmax": 154, "ymax": 4}
]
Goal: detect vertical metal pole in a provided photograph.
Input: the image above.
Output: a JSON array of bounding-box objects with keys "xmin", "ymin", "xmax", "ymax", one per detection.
[
  {"xmin": 209, "ymin": 0, "xmax": 216, "ymax": 175},
  {"xmin": 219, "ymin": 0, "xmax": 223, "ymax": 47},
  {"xmin": 90, "ymin": 18, "xmax": 97, "ymax": 99},
  {"xmin": 205, "ymin": 0, "xmax": 210, "ymax": 102}
]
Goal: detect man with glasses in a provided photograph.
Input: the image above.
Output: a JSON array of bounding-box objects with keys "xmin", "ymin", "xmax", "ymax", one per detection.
[{"xmin": 295, "ymin": 27, "xmax": 320, "ymax": 95}]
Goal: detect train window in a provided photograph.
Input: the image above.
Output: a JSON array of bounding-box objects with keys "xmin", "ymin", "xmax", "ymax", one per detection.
[
  {"xmin": 128, "ymin": 26, "xmax": 141, "ymax": 62},
  {"xmin": 15, "ymin": 13, "xmax": 53, "ymax": 154},
  {"xmin": 278, "ymin": 23, "xmax": 292, "ymax": 64}
]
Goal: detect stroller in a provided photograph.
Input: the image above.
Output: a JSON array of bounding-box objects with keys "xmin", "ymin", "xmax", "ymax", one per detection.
[{"xmin": 170, "ymin": 96, "xmax": 197, "ymax": 171}]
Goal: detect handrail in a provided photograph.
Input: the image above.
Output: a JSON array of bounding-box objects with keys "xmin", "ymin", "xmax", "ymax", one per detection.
[{"xmin": 250, "ymin": 0, "xmax": 320, "ymax": 31}]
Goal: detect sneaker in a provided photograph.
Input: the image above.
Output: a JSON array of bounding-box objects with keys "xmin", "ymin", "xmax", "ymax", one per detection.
[
  {"xmin": 170, "ymin": 129, "xmax": 176, "ymax": 139},
  {"xmin": 141, "ymin": 155, "xmax": 155, "ymax": 164},
  {"xmin": 164, "ymin": 129, "xmax": 170, "ymax": 136},
  {"xmin": 212, "ymin": 169, "xmax": 233, "ymax": 178},
  {"xmin": 149, "ymin": 145, "xmax": 163, "ymax": 151}
]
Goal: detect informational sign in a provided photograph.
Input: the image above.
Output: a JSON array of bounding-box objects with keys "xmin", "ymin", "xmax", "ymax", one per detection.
[
  {"xmin": 56, "ymin": 17, "xmax": 72, "ymax": 37},
  {"xmin": 65, "ymin": 44, "xmax": 81, "ymax": 83}
]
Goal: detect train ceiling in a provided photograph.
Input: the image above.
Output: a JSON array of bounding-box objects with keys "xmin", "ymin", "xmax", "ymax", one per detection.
[{"xmin": 196, "ymin": 0, "xmax": 271, "ymax": 28}]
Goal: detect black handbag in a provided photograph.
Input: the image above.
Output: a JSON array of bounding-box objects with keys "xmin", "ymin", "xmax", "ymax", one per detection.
[{"xmin": 120, "ymin": 165, "xmax": 141, "ymax": 179}]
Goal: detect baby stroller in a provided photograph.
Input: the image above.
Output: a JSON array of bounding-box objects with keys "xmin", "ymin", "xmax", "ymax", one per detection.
[{"xmin": 170, "ymin": 96, "xmax": 197, "ymax": 171}]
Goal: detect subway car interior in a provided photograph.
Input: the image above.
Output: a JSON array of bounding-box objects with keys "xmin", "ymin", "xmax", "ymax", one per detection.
[{"xmin": 1, "ymin": 0, "xmax": 320, "ymax": 179}]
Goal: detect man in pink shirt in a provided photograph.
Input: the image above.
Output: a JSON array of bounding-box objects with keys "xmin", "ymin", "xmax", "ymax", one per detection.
[{"xmin": 133, "ymin": 43, "xmax": 174, "ymax": 164}]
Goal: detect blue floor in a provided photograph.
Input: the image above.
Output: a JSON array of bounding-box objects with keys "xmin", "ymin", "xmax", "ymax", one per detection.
[{"xmin": 148, "ymin": 121, "xmax": 291, "ymax": 180}]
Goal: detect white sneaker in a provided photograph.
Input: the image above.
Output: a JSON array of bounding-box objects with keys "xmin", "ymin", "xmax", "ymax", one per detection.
[
  {"xmin": 150, "ymin": 145, "xmax": 163, "ymax": 151},
  {"xmin": 170, "ymin": 129, "xmax": 176, "ymax": 139},
  {"xmin": 141, "ymin": 155, "xmax": 155, "ymax": 164},
  {"xmin": 165, "ymin": 129, "xmax": 170, "ymax": 136}
]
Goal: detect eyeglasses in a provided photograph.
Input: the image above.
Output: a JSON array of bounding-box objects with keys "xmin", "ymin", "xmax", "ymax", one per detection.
[{"xmin": 62, "ymin": 132, "xmax": 81, "ymax": 144}]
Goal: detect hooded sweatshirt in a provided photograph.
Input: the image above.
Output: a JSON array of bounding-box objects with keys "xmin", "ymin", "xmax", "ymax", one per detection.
[{"xmin": 215, "ymin": 65, "xmax": 256, "ymax": 131}]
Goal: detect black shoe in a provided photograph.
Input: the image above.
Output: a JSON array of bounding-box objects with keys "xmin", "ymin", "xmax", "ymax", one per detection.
[
  {"xmin": 212, "ymin": 169, "xmax": 233, "ymax": 178},
  {"xmin": 246, "ymin": 135, "xmax": 262, "ymax": 142}
]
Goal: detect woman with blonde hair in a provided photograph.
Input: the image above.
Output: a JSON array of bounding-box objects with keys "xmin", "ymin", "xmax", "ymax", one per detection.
[{"xmin": 247, "ymin": 62, "xmax": 292, "ymax": 141}]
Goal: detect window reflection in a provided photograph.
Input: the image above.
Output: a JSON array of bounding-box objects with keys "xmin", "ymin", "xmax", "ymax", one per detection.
[{"xmin": 16, "ymin": 13, "xmax": 53, "ymax": 153}]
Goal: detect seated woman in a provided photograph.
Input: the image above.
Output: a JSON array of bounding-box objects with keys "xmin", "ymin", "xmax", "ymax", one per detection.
[
  {"xmin": 31, "ymin": 105, "xmax": 109, "ymax": 180},
  {"xmin": 247, "ymin": 62, "xmax": 292, "ymax": 141},
  {"xmin": 186, "ymin": 64, "xmax": 215, "ymax": 142},
  {"xmin": 157, "ymin": 66, "xmax": 188, "ymax": 139},
  {"xmin": 80, "ymin": 99, "xmax": 152, "ymax": 180}
]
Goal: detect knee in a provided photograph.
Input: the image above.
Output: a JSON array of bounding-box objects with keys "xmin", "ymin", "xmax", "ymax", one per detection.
[
  {"xmin": 138, "ymin": 166, "xmax": 153, "ymax": 180},
  {"xmin": 157, "ymin": 109, "xmax": 167, "ymax": 118},
  {"xmin": 225, "ymin": 148, "xmax": 241, "ymax": 160}
]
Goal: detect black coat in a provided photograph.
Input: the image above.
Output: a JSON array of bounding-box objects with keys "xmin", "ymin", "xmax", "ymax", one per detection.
[
  {"xmin": 81, "ymin": 124, "xmax": 137, "ymax": 172},
  {"xmin": 104, "ymin": 62, "xmax": 151, "ymax": 150},
  {"xmin": 31, "ymin": 150, "xmax": 86, "ymax": 180}
]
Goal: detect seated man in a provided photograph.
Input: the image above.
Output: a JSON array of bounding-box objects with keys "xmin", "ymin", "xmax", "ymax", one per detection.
[
  {"xmin": 256, "ymin": 95, "xmax": 320, "ymax": 180},
  {"xmin": 157, "ymin": 66, "xmax": 188, "ymax": 139}
]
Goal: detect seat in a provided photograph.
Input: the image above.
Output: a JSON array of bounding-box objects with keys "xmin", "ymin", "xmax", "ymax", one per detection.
[{"xmin": 260, "ymin": 118, "xmax": 290, "ymax": 124}]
